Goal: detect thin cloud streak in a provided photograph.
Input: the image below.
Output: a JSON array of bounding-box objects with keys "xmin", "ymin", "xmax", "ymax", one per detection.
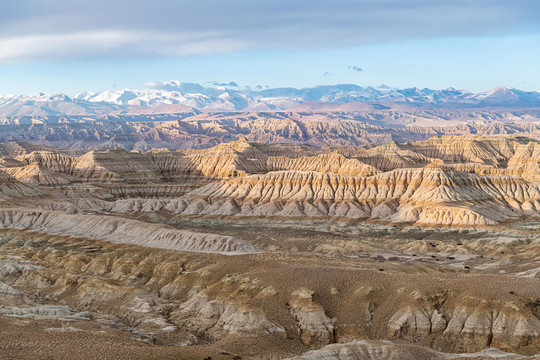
[{"xmin": 0, "ymin": 31, "xmax": 250, "ymax": 61}]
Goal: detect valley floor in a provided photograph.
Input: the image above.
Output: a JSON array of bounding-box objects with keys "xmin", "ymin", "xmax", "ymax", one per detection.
[{"xmin": 0, "ymin": 214, "xmax": 538, "ymax": 359}]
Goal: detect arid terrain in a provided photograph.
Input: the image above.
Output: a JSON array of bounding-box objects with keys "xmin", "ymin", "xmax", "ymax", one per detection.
[
  {"xmin": 3, "ymin": 0, "xmax": 540, "ymax": 354},
  {"xmin": 1, "ymin": 111, "xmax": 540, "ymax": 150},
  {"xmin": 0, "ymin": 130, "xmax": 538, "ymax": 359}
]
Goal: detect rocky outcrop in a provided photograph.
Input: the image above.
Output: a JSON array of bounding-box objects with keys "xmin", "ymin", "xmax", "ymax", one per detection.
[
  {"xmin": 0, "ymin": 305, "xmax": 92, "ymax": 321},
  {"xmin": 289, "ymin": 289, "xmax": 335, "ymax": 346},
  {"xmin": 176, "ymin": 293, "xmax": 286, "ymax": 339},
  {"xmin": 2, "ymin": 136, "xmax": 538, "ymax": 226},
  {"xmin": 286, "ymin": 340, "xmax": 534, "ymax": 360},
  {"xmin": 0, "ymin": 259, "xmax": 43, "ymax": 280},
  {"xmin": 388, "ymin": 307, "xmax": 447, "ymax": 340},
  {"xmin": 507, "ymin": 141, "xmax": 540, "ymax": 180},
  {"xmin": 12, "ymin": 139, "xmax": 271, "ymax": 183},
  {"xmin": 441, "ymin": 300, "xmax": 540, "ymax": 354},
  {"xmin": 0, "ymin": 141, "xmax": 60, "ymax": 158},
  {"xmin": 1, "ymin": 112, "xmax": 540, "ymax": 151},
  {"xmin": 0, "ymin": 169, "xmax": 41, "ymax": 200},
  {"xmin": 384, "ymin": 289, "xmax": 540, "ymax": 355},
  {"xmin": 0, "ymin": 282, "xmax": 24, "ymax": 296},
  {"xmin": 267, "ymin": 152, "xmax": 379, "ymax": 177},
  {"xmin": 0, "ymin": 209, "xmax": 259, "ymax": 254},
  {"xmin": 174, "ymin": 165, "xmax": 540, "ymax": 225},
  {"xmin": 4, "ymin": 164, "xmax": 75, "ymax": 185},
  {"xmin": 172, "ymin": 275, "xmax": 286, "ymax": 340}
]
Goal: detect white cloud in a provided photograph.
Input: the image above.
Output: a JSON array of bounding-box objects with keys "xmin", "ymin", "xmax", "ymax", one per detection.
[
  {"xmin": 0, "ymin": 30, "xmax": 249, "ymax": 61},
  {"xmin": 0, "ymin": 32, "xmax": 132, "ymax": 60}
]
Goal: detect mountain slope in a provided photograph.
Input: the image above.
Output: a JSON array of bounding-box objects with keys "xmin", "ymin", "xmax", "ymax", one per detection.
[
  {"xmin": 4, "ymin": 136, "xmax": 539, "ymax": 226},
  {"xmin": 2, "ymin": 84, "xmax": 540, "ymax": 115}
]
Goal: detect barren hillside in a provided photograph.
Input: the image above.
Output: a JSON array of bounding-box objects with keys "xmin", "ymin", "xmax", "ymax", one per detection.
[{"xmin": 0, "ymin": 135, "xmax": 539, "ymax": 359}]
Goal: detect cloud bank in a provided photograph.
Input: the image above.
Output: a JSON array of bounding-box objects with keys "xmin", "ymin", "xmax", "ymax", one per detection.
[
  {"xmin": 1, "ymin": 0, "xmax": 539, "ymax": 61},
  {"xmin": 210, "ymin": 81, "xmax": 239, "ymax": 87}
]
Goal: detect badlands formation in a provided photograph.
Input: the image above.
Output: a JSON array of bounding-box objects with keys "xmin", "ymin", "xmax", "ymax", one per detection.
[
  {"xmin": 0, "ymin": 135, "xmax": 539, "ymax": 359},
  {"xmin": 0, "ymin": 111, "xmax": 540, "ymax": 151}
]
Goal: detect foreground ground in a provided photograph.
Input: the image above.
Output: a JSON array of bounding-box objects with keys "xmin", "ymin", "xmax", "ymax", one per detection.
[{"xmin": 0, "ymin": 136, "xmax": 539, "ymax": 359}]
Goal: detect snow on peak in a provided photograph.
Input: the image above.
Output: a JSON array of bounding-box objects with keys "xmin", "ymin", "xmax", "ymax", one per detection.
[{"xmin": 1, "ymin": 83, "xmax": 539, "ymax": 115}]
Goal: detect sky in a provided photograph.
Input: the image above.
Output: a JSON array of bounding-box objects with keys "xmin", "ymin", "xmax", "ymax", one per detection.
[{"xmin": 0, "ymin": 0, "xmax": 539, "ymax": 95}]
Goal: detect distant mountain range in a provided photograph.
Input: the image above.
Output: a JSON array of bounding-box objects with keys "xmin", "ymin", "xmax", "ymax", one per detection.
[{"xmin": 1, "ymin": 81, "xmax": 540, "ymax": 116}]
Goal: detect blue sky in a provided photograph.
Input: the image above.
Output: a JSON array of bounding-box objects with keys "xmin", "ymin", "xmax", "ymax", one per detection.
[{"xmin": 0, "ymin": 1, "xmax": 539, "ymax": 95}]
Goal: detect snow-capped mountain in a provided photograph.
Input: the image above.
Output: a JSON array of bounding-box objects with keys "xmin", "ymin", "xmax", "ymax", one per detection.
[
  {"xmin": 78, "ymin": 89, "xmax": 212, "ymax": 108},
  {"xmin": 1, "ymin": 83, "xmax": 539, "ymax": 116}
]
